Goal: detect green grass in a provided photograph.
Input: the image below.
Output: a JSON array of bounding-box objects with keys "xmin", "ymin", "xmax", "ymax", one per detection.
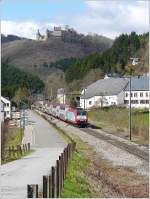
[
  {"xmin": 88, "ymin": 107, "xmax": 149, "ymax": 144},
  {"xmin": 60, "ymin": 151, "xmax": 92, "ymax": 198},
  {"xmin": 2, "ymin": 127, "xmax": 33, "ymax": 164},
  {"xmin": 5, "ymin": 127, "xmax": 23, "ymax": 148}
]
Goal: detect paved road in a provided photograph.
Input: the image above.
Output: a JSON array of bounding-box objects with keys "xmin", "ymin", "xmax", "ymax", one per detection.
[
  {"xmin": 29, "ymin": 110, "xmax": 66, "ymax": 148},
  {"xmin": 1, "ymin": 110, "xmax": 66, "ymax": 199}
]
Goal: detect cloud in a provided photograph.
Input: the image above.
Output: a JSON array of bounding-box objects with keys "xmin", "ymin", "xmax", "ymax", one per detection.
[
  {"xmin": 1, "ymin": 1, "xmax": 149, "ymax": 39},
  {"xmin": 1, "ymin": 21, "xmax": 60, "ymax": 39},
  {"xmin": 81, "ymin": 0, "xmax": 149, "ymax": 38}
]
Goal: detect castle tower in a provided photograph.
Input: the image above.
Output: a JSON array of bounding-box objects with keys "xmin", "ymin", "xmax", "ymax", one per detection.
[
  {"xmin": 45, "ymin": 29, "xmax": 49, "ymax": 40},
  {"xmin": 36, "ymin": 29, "xmax": 41, "ymax": 40},
  {"xmin": 65, "ymin": 25, "xmax": 69, "ymax": 31}
]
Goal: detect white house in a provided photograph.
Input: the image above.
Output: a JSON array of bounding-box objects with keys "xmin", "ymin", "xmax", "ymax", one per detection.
[
  {"xmin": 80, "ymin": 78, "xmax": 128, "ymax": 109},
  {"xmin": 124, "ymin": 76, "xmax": 149, "ymax": 109},
  {"xmin": 1, "ymin": 100, "xmax": 5, "ymax": 122},
  {"xmin": 57, "ymin": 88, "xmax": 66, "ymax": 104},
  {"xmin": 1, "ymin": 96, "xmax": 11, "ymax": 119}
]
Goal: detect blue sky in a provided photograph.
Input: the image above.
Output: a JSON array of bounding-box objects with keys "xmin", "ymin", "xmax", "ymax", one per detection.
[
  {"xmin": 1, "ymin": 0, "xmax": 85, "ymax": 21},
  {"xmin": 1, "ymin": 0, "xmax": 149, "ymax": 39}
]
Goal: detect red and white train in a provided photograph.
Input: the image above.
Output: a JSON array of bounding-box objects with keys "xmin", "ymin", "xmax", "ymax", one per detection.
[{"xmin": 36, "ymin": 102, "xmax": 88, "ymax": 127}]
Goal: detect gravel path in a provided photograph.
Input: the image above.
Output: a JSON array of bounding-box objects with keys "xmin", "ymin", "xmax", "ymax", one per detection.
[
  {"xmin": 44, "ymin": 114, "xmax": 149, "ymax": 178},
  {"xmin": 1, "ymin": 110, "xmax": 66, "ymax": 199}
]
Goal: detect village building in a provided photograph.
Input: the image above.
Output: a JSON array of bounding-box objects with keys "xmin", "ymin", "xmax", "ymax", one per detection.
[
  {"xmin": 80, "ymin": 78, "xmax": 128, "ymax": 109},
  {"xmin": 1, "ymin": 96, "xmax": 11, "ymax": 119},
  {"xmin": 124, "ymin": 76, "xmax": 149, "ymax": 109},
  {"xmin": 1, "ymin": 100, "xmax": 5, "ymax": 122}
]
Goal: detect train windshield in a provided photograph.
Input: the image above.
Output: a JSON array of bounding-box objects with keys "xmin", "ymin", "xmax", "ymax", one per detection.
[{"xmin": 77, "ymin": 110, "xmax": 87, "ymax": 116}]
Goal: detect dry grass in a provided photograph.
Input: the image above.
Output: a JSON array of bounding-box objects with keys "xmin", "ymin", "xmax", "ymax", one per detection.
[{"xmin": 88, "ymin": 107, "xmax": 149, "ymax": 145}]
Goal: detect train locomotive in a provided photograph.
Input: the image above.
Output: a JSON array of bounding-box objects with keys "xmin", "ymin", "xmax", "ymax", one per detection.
[{"xmin": 43, "ymin": 103, "xmax": 88, "ymax": 127}]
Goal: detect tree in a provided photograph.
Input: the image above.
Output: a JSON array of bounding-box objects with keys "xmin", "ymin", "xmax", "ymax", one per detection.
[
  {"xmin": 13, "ymin": 87, "xmax": 29, "ymax": 108},
  {"xmin": 70, "ymin": 97, "xmax": 77, "ymax": 107}
]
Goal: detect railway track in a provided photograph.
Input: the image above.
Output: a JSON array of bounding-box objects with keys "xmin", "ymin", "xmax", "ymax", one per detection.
[
  {"xmin": 80, "ymin": 127, "xmax": 149, "ymax": 162},
  {"xmin": 37, "ymin": 110, "xmax": 149, "ymax": 162}
]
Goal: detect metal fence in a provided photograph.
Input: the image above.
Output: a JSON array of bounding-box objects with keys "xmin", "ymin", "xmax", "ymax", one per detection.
[{"xmin": 27, "ymin": 142, "xmax": 76, "ymax": 198}]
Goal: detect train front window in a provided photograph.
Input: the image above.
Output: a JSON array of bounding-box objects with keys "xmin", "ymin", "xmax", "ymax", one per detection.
[{"xmin": 77, "ymin": 110, "xmax": 87, "ymax": 116}]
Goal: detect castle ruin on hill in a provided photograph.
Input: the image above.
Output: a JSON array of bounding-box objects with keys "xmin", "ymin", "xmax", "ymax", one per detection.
[{"xmin": 36, "ymin": 25, "xmax": 84, "ymax": 43}]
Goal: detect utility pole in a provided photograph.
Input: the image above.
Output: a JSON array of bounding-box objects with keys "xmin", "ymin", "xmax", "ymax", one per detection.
[
  {"xmin": 129, "ymin": 57, "xmax": 139, "ymax": 141},
  {"xmin": 129, "ymin": 73, "xmax": 132, "ymax": 141},
  {"xmin": 84, "ymin": 88, "xmax": 85, "ymax": 110},
  {"xmin": 51, "ymin": 87, "xmax": 53, "ymax": 101}
]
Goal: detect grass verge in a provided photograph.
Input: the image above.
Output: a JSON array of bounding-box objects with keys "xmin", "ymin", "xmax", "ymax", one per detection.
[{"xmin": 1, "ymin": 123, "xmax": 33, "ymax": 164}]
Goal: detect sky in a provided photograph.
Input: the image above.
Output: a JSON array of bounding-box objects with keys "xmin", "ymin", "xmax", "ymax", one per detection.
[{"xmin": 1, "ymin": 0, "xmax": 149, "ymax": 39}]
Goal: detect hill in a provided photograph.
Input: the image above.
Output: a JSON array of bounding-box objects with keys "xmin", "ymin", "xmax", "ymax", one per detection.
[
  {"xmin": 2, "ymin": 62, "xmax": 45, "ymax": 99},
  {"xmin": 2, "ymin": 34, "xmax": 113, "ymax": 79},
  {"xmin": 65, "ymin": 32, "xmax": 149, "ymax": 85},
  {"xmin": 1, "ymin": 34, "xmax": 26, "ymax": 43}
]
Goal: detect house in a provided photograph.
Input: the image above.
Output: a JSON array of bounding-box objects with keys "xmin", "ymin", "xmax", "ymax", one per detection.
[
  {"xmin": 80, "ymin": 78, "xmax": 128, "ymax": 109},
  {"xmin": 1, "ymin": 100, "xmax": 5, "ymax": 122},
  {"xmin": 124, "ymin": 76, "xmax": 149, "ymax": 109},
  {"xmin": 1, "ymin": 96, "xmax": 11, "ymax": 119},
  {"xmin": 57, "ymin": 88, "xmax": 66, "ymax": 104}
]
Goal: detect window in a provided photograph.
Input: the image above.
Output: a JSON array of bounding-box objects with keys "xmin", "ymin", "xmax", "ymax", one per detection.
[
  {"xmin": 77, "ymin": 110, "xmax": 87, "ymax": 116},
  {"xmin": 6, "ymin": 111, "xmax": 9, "ymax": 114},
  {"xmin": 140, "ymin": 92, "xmax": 143, "ymax": 97},
  {"xmin": 125, "ymin": 93, "xmax": 128, "ymax": 97},
  {"xmin": 140, "ymin": 100, "xmax": 145, "ymax": 104},
  {"xmin": 131, "ymin": 93, "xmax": 133, "ymax": 97},
  {"xmin": 134, "ymin": 93, "xmax": 137, "ymax": 97},
  {"xmin": 146, "ymin": 100, "xmax": 149, "ymax": 104},
  {"xmin": 124, "ymin": 100, "xmax": 129, "ymax": 104},
  {"xmin": 131, "ymin": 100, "xmax": 138, "ymax": 104},
  {"xmin": 89, "ymin": 101, "xmax": 92, "ymax": 105},
  {"xmin": 146, "ymin": 92, "xmax": 149, "ymax": 97}
]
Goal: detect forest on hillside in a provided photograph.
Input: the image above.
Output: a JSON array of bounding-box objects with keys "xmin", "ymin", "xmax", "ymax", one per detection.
[
  {"xmin": 2, "ymin": 62, "xmax": 45, "ymax": 101},
  {"xmin": 65, "ymin": 32, "xmax": 148, "ymax": 83}
]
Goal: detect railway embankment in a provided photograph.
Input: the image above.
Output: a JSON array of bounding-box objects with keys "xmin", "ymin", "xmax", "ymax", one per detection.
[{"xmin": 38, "ymin": 111, "xmax": 149, "ymax": 198}]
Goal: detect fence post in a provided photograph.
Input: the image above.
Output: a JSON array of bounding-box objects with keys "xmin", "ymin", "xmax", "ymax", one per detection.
[
  {"xmin": 23, "ymin": 144, "xmax": 25, "ymax": 154},
  {"xmin": 27, "ymin": 143, "xmax": 30, "ymax": 151},
  {"xmin": 59, "ymin": 155, "xmax": 62, "ymax": 190},
  {"xmin": 68, "ymin": 144, "xmax": 71, "ymax": 159},
  {"xmin": 17, "ymin": 145, "xmax": 20, "ymax": 157},
  {"xmin": 43, "ymin": 176, "xmax": 48, "ymax": 198},
  {"xmin": 63, "ymin": 149, "xmax": 66, "ymax": 178},
  {"xmin": 19, "ymin": 145, "xmax": 22, "ymax": 156},
  {"xmin": 8, "ymin": 146, "xmax": 11, "ymax": 158},
  {"xmin": 56, "ymin": 160, "xmax": 60, "ymax": 197},
  {"xmin": 51, "ymin": 166, "xmax": 56, "ymax": 198},
  {"xmin": 48, "ymin": 175, "xmax": 52, "ymax": 198},
  {"xmin": 64, "ymin": 148, "xmax": 67, "ymax": 173},
  {"xmin": 25, "ymin": 144, "xmax": 28, "ymax": 152},
  {"xmin": 61, "ymin": 153, "xmax": 64, "ymax": 183},
  {"xmin": 12, "ymin": 146, "xmax": 15, "ymax": 158},
  {"xmin": 27, "ymin": 184, "xmax": 38, "ymax": 198}
]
